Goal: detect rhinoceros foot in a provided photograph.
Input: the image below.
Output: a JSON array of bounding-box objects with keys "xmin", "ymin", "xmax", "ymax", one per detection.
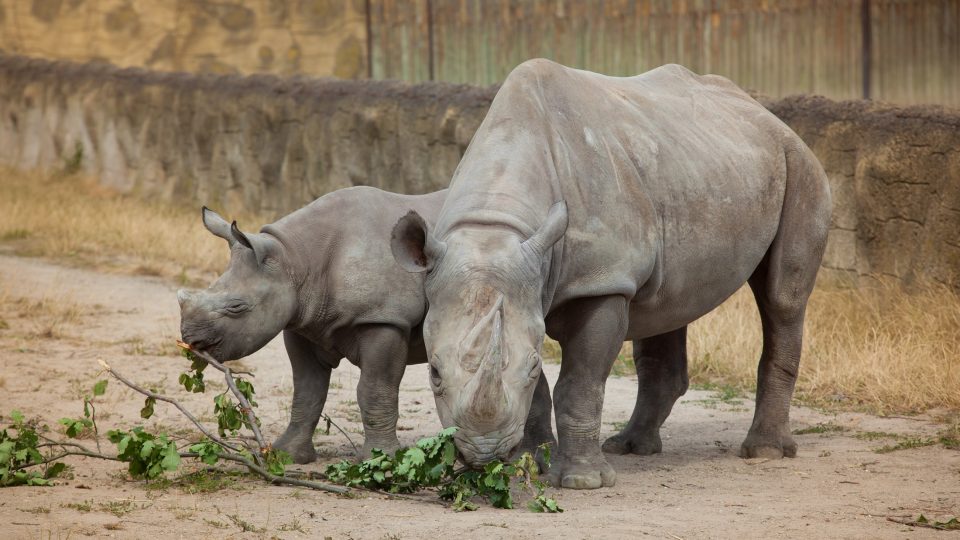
[
  {"xmin": 601, "ymin": 429, "xmax": 662, "ymax": 455},
  {"xmin": 273, "ymin": 435, "xmax": 317, "ymax": 465},
  {"xmin": 544, "ymin": 451, "xmax": 616, "ymax": 489},
  {"xmin": 739, "ymin": 431, "xmax": 797, "ymax": 459},
  {"xmin": 361, "ymin": 436, "xmax": 401, "ymax": 460}
]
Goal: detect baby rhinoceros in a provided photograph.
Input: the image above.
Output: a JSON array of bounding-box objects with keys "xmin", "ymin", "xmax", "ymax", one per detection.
[{"xmin": 177, "ymin": 187, "xmax": 450, "ymax": 464}]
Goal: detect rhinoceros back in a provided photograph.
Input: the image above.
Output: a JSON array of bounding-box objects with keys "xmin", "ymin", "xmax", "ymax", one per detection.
[{"xmin": 438, "ymin": 59, "xmax": 821, "ymax": 331}]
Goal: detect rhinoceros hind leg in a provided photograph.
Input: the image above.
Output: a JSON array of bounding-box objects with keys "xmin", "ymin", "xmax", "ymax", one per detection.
[
  {"xmin": 603, "ymin": 328, "xmax": 688, "ymax": 455},
  {"xmin": 740, "ymin": 144, "xmax": 830, "ymax": 459},
  {"xmin": 545, "ymin": 295, "xmax": 628, "ymax": 489}
]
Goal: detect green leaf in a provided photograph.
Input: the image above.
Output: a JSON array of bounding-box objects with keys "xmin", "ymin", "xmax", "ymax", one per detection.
[
  {"xmin": 403, "ymin": 448, "xmax": 425, "ymax": 467},
  {"xmin": 538, "ymin": 442, "xmax": 552, "ymax": 469},
  {"xmin": 189, "ymin": 356, "xmax": 208, "ymax": 373},
  {"xmin": 116, "ymin": 435, "xmax": 131, "ymax": 455},
  {"xmin": 140, "ymin": 397, "xmax": 156, "ymax": 419},
  {"xmin": 92, "ymin": 380, "xmax": 108, "ymax": 396},
  {"xmin": 160, "ymin": 445, "xmax": 181, "ymax": 472},
  {"xmin": 10, "ymin": 411, "xmax": 24, "ymax": 424},
  {"xmin": 442, "ymin": 440, "xmax": 457, "ymax": 466},
  {"xmin": 45, "ymin": 462, "xmax": 66, "ymax": 479},
  {"xmin": 139, "ymin": 440, "xmax": 156, "ymax": 460}
]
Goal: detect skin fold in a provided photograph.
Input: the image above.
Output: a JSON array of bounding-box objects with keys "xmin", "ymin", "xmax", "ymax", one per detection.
[
  {"xmin": 392, "ymin": 59, "xmax": 831, "ymax": 489},
  {"xmin": 178, "ymin": 187, "xmax": 560, "ymax": 464}
]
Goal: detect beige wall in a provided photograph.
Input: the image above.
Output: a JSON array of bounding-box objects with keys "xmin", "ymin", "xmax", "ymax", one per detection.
[{"xmin": 0, "ymin": 0, "xmax": 368, "ymax": 78}]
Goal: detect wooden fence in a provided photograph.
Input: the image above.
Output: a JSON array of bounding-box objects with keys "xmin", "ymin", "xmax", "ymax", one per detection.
[{"xmin": 368, "ymin": 0, "xmax": 960, "ymax": 107}]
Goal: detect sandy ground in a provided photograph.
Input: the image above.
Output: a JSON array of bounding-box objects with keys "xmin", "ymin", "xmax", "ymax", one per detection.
[{"xmin": 0, "ymin": 253, "xmax": 957, "ymax": 539}]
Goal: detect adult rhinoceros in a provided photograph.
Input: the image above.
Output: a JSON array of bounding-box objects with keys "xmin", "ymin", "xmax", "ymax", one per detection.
[{"xmin": 391, "ymin": 59, "xmax": 831, "ymax": 489}]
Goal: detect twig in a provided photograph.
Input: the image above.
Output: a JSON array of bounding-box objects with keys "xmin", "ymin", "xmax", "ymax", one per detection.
[
  {"xmin": 88, "ymin": 399, "xmax": 102, "ymax": 454},
  {"xmin": 886, "ymin": 516, "xmax": 959, "ymax": 531},
  {"xmin": 322, "ymin": 413, "xmax": 361, "ymax": 457},
  {"xmin": 286, "ymin": 470, "xmax": 450, "ymax": 504},
  {"xmin": 38, "ymin": 438, "xmax": 96, "ymax": 452},
  {"xmin": 19, "ymin": 450, "xmax": 122, "ymax": 468},
  {"xmin": 179, "ymin": 344, "xmax": 268, "ymax": 455},
  {"xmin": 177, "ymin": 452, "xmax": 349, "ymax": 494},
  {"xmin": 19, "ymin": 448, "xmax": 348, "ymax": 495},
  {"xmin": 96, "ymin": 358, "xmax": 243, "ymax": 454}
]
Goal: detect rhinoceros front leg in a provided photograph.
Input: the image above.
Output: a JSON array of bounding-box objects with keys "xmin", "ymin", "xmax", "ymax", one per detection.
[
  {"xmin": 355, "ymin": 325, "xmax": 409, "ymax": 458},
  {"xmin": 511, "ymin": 374, "xmax": 556, "ymax": 469},
  {"xmin": 545, "ymin": 295, "xmax": 628, "ymax": 489},
  {"xmin": 273, "ymin": 330, "xmax": 332, "ymax": 464},
  {"xmin": 603, "ymin": 328, "xmax": 688, "ymax": 455}
]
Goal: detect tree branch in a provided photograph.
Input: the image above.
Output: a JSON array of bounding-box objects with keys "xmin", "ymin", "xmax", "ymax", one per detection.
[
  {"xmin": 178, "ymin": 452, "xmax": 349, "ymax": 494},
  {"xmin": 178, "ymin": 344, "xmax": 268, "ymax": 455},
  {"xmin": 20, "ymin": 449, "xmax": 122, "ymax": 468},
  {"xmin": 96, "ymin": 358, "xmax": 243, "ymax": 454}
]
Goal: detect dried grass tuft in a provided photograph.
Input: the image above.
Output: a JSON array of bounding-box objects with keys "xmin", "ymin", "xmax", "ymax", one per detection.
[
  {"xmin": 547, "ymin": 279, "xmax": 959, "ymax": 415},
  {"xmin": 0, "ymin": 167, "xmax": 268, "ymax": 279}
]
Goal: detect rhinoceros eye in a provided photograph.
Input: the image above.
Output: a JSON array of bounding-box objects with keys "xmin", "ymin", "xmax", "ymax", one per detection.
[
  {"xmin": 223, "ymin": 301, "xmax": 251, "ymax": 316},
  {"xmin": 429, "ymin": 356, "xmax": 443, "ymax": 393}
]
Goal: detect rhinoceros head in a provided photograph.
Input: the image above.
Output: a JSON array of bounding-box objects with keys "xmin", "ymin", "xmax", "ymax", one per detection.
[
  {"xmin": 391, "ymin": 202, "xmax": 567, "ymax": 466},
  {"xmin": 178, "ymin": 207, "xmax": 297, "ymax": 362}
]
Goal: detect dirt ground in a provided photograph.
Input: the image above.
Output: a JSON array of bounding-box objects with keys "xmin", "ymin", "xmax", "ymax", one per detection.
[{"xmin": 0, "ymin": 252, "xmax": 957, "ymax": 539}]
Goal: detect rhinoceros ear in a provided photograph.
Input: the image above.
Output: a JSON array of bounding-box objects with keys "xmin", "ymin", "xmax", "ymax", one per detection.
[
  {"xmin": 202, "ymin": 206, "xmax": 235, "ymax": 245},
  {"xmin": 391, "ymin": 210, "xmax": 445, "ymax": 273},
  {"xmin": 230, "ymin": 221, "xmax": 273, "ymax": 266},
  {"xmin": 521, "ymin": 200, "xmax": 568, "ymax": 259}
]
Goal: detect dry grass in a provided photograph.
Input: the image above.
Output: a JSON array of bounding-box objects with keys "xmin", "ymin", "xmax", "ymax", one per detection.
[
  {"xmin": 0, "ymin": 290, "xmax": 84, "ymax": 339},
  {"xmin": 0, "ymin": 166, "xmax": 268, "ymax": 281},
  {"xmin": 687, "ymin": 280, "xmax": 960, "ymax": 414},
  {"xmin": 544, "ymin": 280, "xmax": 959, "ymax": 415}
]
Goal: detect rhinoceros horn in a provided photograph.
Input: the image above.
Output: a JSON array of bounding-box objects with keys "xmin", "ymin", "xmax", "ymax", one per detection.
[{"xmin": 461, "ymin": 296, "xmax": 507, "ymax": 421}]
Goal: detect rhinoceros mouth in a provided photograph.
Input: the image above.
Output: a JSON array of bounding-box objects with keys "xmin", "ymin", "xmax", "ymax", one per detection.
[
  {"xmin": 455, "ymin": 431, "xmax": 522, "ymax": 467},
  {"xmin": 180, "ymin": 332, "xmax": 223, "ymax": 356}
]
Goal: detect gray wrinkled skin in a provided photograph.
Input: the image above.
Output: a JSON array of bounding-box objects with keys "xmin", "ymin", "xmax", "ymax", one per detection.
[
  {"xmin": 392, "ymin": 60, "xmax": 831, "ymax": 489},
  {"xmin": 180, "ymin": 187, "xmax": 475, "ymax": 464}
]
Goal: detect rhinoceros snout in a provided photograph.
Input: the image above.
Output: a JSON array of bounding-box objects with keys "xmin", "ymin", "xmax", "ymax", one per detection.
[{"xmin": 455, "ymin": 433, "xmax": 519, "ymax": 467}]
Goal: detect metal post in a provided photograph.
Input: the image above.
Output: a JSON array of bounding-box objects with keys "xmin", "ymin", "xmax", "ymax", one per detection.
[
  {"xmin": 365, "ymin": 0, "xmax": 374, "ymax": 79},
  {"xmin": 427, "ymin": 0, "xmax": 435, "ymax": 81},
  {"xmin": 861, "ymin": 0, "xmax": 872, "ymax": 99}
]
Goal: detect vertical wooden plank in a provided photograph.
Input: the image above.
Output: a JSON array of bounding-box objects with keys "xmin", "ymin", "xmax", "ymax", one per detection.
[{"xmin": 367, "ymin": 0, "xmax": 957, "ymax": 106}]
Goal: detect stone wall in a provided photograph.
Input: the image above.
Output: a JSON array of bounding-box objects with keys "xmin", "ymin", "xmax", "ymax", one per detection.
[
  {"xmin": 0, "ymin": 54, "xmax": 958, "ymax": 289},
  {"xmin": 765, "ymin": 96, "xmax": 960, "ymax": 288},
  {"xmin": 0, "ymin": 54, "xmax": 493, "ymax": 216}
]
